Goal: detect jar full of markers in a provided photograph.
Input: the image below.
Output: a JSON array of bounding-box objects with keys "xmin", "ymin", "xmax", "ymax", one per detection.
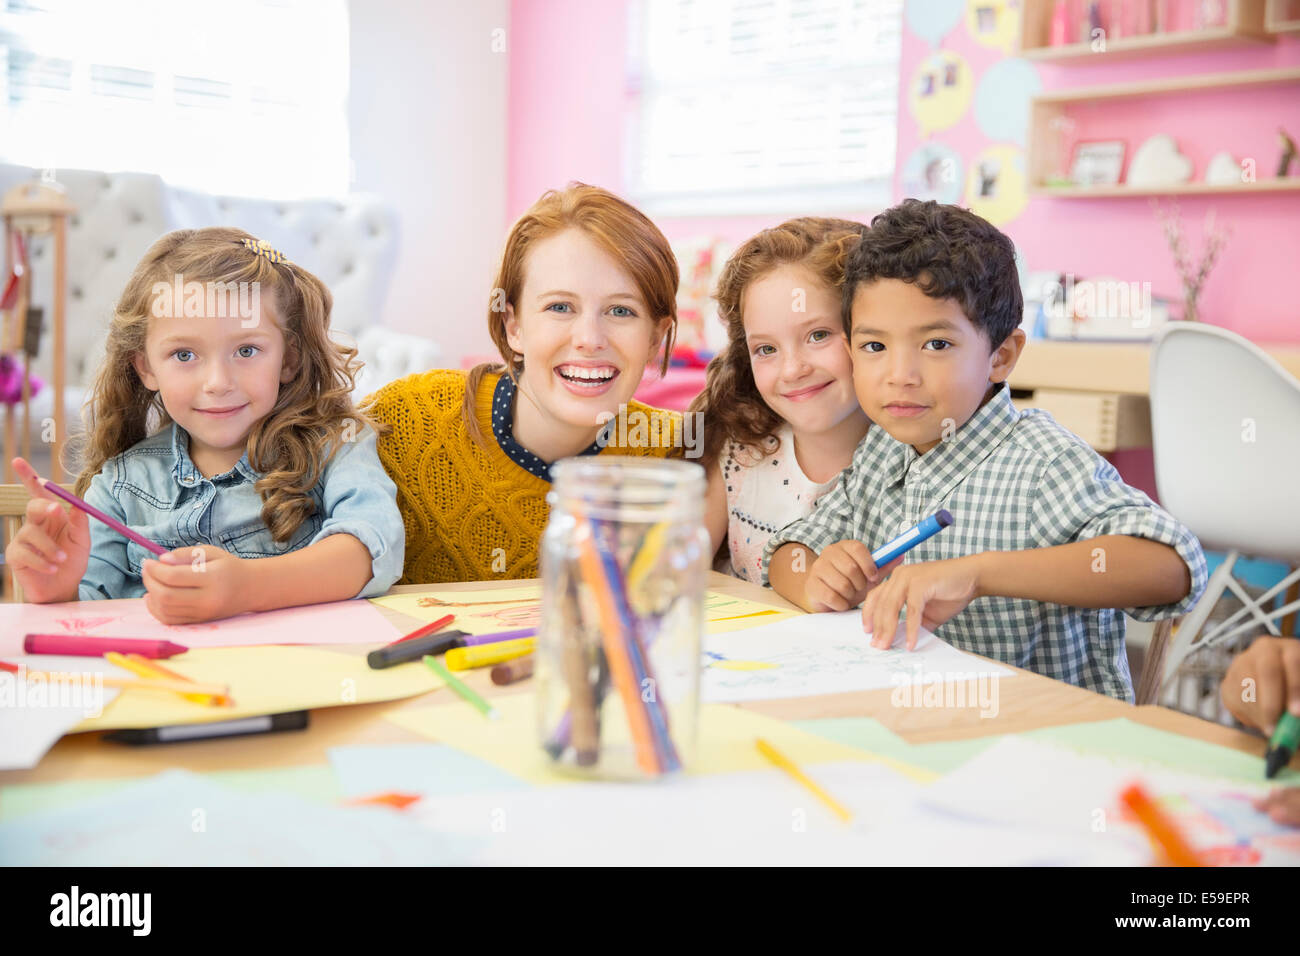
[{"xmin": 537, "ymin": 457, "xmax": 708, "ymax": 779}]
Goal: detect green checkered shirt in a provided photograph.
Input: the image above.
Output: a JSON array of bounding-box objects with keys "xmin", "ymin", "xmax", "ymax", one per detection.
[{"xmin": 761, "ymin": 383, "xmax": 1207, "ymax": 702}]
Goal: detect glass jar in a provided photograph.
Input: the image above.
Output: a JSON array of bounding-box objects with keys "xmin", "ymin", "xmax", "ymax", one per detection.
[{"xmin": 537, "ymin": 457, "xmax": 708, "ymax": 779}]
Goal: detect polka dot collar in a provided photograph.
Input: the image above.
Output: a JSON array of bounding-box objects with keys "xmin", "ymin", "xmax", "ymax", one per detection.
[{"xmin": 491, "ymin": 373, "xmax": 603, "ymax": 482}]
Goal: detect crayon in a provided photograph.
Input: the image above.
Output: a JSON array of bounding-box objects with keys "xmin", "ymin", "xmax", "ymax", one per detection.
[
  {"xmin": 24, "ymin": 634, "xmax": 188, "ymax": 659},
  {"xmin": 490, "ymin": 653, "xmax": 535, "ymax": 685}
]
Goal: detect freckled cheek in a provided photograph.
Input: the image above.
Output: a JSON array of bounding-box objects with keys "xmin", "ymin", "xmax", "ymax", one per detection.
[{"xmin": 750, "ymin": 362, "xmax": 781, "ymax": 403}]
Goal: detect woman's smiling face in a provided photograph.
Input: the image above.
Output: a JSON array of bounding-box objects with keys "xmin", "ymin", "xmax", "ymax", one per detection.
[{"xmin": 504, "ymin": 227, "xmax": 668, "ymax": 458}]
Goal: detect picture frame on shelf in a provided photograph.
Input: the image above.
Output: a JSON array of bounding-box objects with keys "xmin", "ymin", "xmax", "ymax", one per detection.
[{"xmin": 1069, "ymin": 140, "xmax": 1126, "ymax": 187}]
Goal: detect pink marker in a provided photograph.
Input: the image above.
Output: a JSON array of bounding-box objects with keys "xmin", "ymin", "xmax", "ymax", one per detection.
[{"xmin": 40, "ymin": 479, "xmax": 167, "ymax": 557}]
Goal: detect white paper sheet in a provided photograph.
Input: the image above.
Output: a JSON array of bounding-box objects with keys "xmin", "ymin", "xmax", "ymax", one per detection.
[
  {"xmin": 921, "ymin": 736, "xmax": 1300, "ymax": 867},
  {"xmin": 0, "ymin": 656, "xmax": 124, "ymax": 770},
  {"xmin": 702, "ymin": 610, "xmax": 1013, "ymax": 702}
]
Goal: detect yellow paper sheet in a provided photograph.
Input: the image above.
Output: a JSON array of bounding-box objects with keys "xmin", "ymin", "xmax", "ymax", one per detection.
[
  {"xmin": 372, "ymin": 587, "xmax": 800, "ymax": 636},
  {"xmin": 75, "ymin": 646, "xmax": 443, "ymax": 731},
  {"xmin": 385, "ymin": 693, "xmax": 931, "ymax": 785},
  {"xmin": 371, "ymin": 587, "xmax": 543, "ymax": 634},
  {"xmin": 704, "ymin": 591, "xmax": 800, "ymax": 634}
]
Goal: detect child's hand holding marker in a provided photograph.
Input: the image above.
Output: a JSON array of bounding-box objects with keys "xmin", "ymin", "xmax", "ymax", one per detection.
[
  {"xmin": 1222, "ymin": 635, "xmax": 1300, "ymax": 736},
  {"xmin": 834, "ymin": 509, "xmax": 961, "ymax": 650},
  {"xmin": 805, "ymin": 540, "xmax": 902, "ymax": 612},
  {"xmin": 141, "ymin": 545, "xmax": 249, "ymax": 626},
  {"xmin": 1221, "ymin": 635, "xmax": 1300, "ymax": 826},
  {"xmin": 3, "ymin": 456, "xmax": 91, "ymax": 603}
]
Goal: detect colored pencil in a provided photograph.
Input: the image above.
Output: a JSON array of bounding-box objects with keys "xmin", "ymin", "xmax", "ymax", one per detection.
[
  {"xmin": 388, "ymin": 613, "xmax": 455, "ymax": 646},
  {"xmin": 0, "ymin": 659, "xmax": 228, "ymax": 697},
  {"xmin": 39, "ymin": 479, "xmax": 167, "ymax": 556},
  {"xmin": 571, "ymin": 511, "xmax": 662, "ymax": 774},
  {"xmin": 756, "ymin": 738, "xmax": 853, "ymax": 824},
  {"xmin": 110, "ymin": 652, "xmax": 232, "ymax": 707}
]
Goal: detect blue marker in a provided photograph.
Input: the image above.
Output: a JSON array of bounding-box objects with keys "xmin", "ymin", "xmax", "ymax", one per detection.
[{"xmin": 871, "ymin": 509, "xmax": 954, "ymax": 567}]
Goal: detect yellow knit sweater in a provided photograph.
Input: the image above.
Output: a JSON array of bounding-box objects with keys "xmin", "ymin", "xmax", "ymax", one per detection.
[{"xmin": 366, "ymin": 369, "xmax": 685, "ymax": 584}]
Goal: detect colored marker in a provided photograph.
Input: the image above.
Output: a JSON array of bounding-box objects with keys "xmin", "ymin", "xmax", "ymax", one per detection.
[
  {"xmin": 871, "ymin": 509, "xmax": 954, "ymax": 567},
  {"xmin": 24, "ymin": 634, "xmax": 188, "ymax": 659},
  {"xmin": 388, "ymin": 613, "xmax": 455, "ymax": 646},
  {"xmin": 1265, "ymin": 711, "xmax": 1300, "ymax": 779},
  {"xmin": 423, "ymin": 655, "xmax": 498, "ymax": 720},
  {"xmin": 367, "ymin": 630, "xmax": 468, "ymax": 670},
  {"xmin": 490, "ymin": 653, "xmax": 535, "ymax": 686},
  {"xmin": 445, "ymin": 637, "xmax": 537, "ymax": 671},
  {"xmin": 458, "ymin": 627, "xmax": 537, "ymax": 647},
  {"xmin": 39, "ymin": 479, "xmax": 168, "ymax": 556},
  {"xmin": 756, "ymin": 738, "xmax": 853, "ymax": 824},
  {"xmin": 104, "ymin": 711, "xmax": 307, "ymax": 745},
  {"xmin": 1119, "ymin": 783, "xmax": 1204, "ymax": 866}
]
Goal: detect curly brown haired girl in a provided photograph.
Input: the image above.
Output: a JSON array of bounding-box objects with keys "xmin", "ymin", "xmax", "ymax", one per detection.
[
  {"xmin": 6, "ymin": 227, "xmax": 404, "ymax": 623},
  {"xmin": 690, "ymin": 217, "xmax": 870, "ymax": 583}
]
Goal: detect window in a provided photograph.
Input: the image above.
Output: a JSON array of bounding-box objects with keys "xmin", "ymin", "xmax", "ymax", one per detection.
[
  {"xmin": 0, "ymin": 0, "xmax": 350, "ymax": 199},
  {"xmin": 628, "ymin": 0, "xmax": 902, "ymax": 216}
]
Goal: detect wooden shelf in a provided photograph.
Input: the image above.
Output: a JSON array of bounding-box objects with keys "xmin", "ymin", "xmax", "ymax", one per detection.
[
  {"xmin": 1027, "ymin": 68, "xmax": 1300, "ymax": 197},
  {"xmin": 1032, "ymin": 178, "xmax": 1300, "ymax": 198},
  {"xmin": 1266, "ymin": 0, "xmax": 1300, "ymax": 32},
  {"xmin": 1020, "ymin": 0, "xmax": 1272, "ymax": 61},
  {"xmin": 1033, "ymin": 66, "xmax": 1300, "ymax": 103},
  {"xmin": 1023, "ymin": 27, "xmax": 1272, "ymax": 62}
]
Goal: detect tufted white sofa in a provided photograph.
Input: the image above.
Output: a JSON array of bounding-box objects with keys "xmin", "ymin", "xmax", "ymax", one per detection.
[{"xmin": 0, "ymin": 163, "xmax": 441, "ymax": 461}]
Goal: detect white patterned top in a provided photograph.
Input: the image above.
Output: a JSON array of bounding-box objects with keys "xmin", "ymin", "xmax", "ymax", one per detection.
[{"xmin": 718, "ymin": 424, "xmax": 841, "ymax": 584}]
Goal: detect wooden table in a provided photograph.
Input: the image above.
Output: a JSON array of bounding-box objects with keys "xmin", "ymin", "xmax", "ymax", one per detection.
[{"xmin": 1, "ymin": 572, "xmax": 1282, "ymax": 790}]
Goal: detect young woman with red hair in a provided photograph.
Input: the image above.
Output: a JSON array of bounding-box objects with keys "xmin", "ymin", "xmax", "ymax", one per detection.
[{"xmin": 365, "ymin": 183, "xmax": 684, "ymax": 584}]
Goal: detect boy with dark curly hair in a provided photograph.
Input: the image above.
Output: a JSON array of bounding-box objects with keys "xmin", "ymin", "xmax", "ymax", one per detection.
[{"xmin": 765, "ymin": 200, "xmax": 1206, "ymax": 701}]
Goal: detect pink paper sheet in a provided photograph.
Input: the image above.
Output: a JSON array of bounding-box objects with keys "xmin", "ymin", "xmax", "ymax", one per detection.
[{"xmin": 0, "ymin": 597, "xmax": 400, "ymax": 654}]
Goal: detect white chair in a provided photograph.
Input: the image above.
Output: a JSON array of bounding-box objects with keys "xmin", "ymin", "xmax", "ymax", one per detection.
[
  {"xmin": 0, "ymin": 162, "xmax": 427, "ymax": 451},
  {"xmin": 1149, "ymin": 323, "xmax": 1300, "ymax": 699}
]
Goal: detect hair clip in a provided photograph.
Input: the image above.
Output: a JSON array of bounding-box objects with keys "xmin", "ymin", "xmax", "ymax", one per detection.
[{"xmin": 240, "ymin": 237, "xmax": 287, "ymax": 264}]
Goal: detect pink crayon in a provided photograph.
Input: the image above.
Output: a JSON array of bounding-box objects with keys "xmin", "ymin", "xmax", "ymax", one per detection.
[
  {"xmin": 24, "ymin": 634, "xmax": 189, "ymax": 659},
  {"xmin": 40, "ymin": 478, "xmax": 167, "ymax": 557}
]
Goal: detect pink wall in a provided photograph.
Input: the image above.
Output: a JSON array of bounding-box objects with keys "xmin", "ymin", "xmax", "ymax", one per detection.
[
  {"xmin": 510, "ymin": 2, "xmax": 1300, "ymax": 343},
  {"xmin": 894, "ymin": 25, "xmax": 1300, "ymax": 343},
  {"xmin": 506, "ymin": 0, "xmax": 1300, "ymax": 497},
  {"xmin": 507, "ymin": 0, "xmax": 629, "ymax": 222},
  {"xmin": 506, "ymin": 0, "xmax": 880, "ymax": 239}
]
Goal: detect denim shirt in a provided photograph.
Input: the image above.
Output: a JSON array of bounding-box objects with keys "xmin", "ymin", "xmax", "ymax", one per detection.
[{"xmin": 78, "ymin": 422, "xmax": 405, "ymax": 601}]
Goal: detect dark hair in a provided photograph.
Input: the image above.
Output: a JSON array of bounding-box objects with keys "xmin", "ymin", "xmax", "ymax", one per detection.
[{"xmin": 842, "ymin": 199, "xmax": 1022, "ymax": 349}]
